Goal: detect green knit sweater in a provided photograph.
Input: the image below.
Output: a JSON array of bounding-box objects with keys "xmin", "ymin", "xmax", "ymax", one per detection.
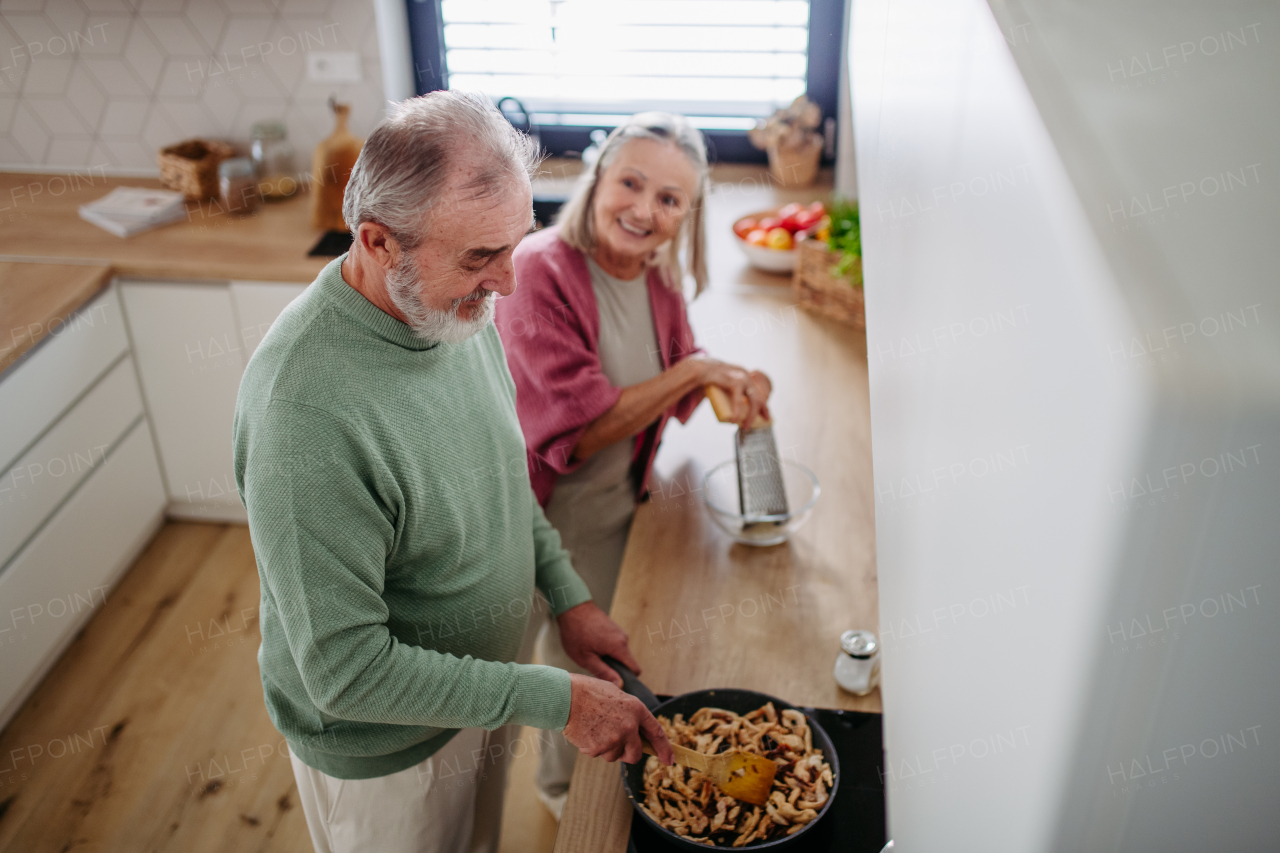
[{"xmin": 233, "ymin": 256, "xmax": 592, "ymax": 779}]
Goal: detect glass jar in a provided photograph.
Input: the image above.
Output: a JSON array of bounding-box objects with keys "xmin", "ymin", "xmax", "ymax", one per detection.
[
  {"xmin": 219, "ymin": 157, "xmax": 261, "ymax": 215},
  {"xmin": 250, "ymin": 121, "xmax": 296, "ymax": 200},
  {"xmin": 833, "ymin": 629, "xmax": 880, "ymax": 696}
]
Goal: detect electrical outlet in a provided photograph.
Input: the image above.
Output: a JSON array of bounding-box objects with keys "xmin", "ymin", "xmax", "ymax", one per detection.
[{"xmin": 306, "ymin": 51, "xmax": 362, "ymax": 83}]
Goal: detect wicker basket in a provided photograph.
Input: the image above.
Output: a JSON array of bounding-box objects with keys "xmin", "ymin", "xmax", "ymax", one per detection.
[
  {"xmin": 792, "ymin": 237, "xmax": 865, "ymax": 328},
  {"xmin": 158, "ymin": 139, "xmax": 235, "ymax": 200},
  {"xmin": 766, "ymin": 136, "xmax": 823, "ymax": 188}
]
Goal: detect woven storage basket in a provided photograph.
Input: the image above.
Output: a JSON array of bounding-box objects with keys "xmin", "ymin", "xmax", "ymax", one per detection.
[
  {"xmin": 766, "ymin": 136, "xmax": 823, "ymax": 188},
  {"xmin": 792, "ymin": 237, "xmax": 865, "ymax": 329},
  {"xmin": 158, "ymin": 139, "xmax": 234, "ymax": 200}
]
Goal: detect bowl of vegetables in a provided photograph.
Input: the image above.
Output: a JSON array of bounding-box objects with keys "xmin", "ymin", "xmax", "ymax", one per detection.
[{"xmin": 732, "ymin": 201, "xmax": 828, "ymax": 274}]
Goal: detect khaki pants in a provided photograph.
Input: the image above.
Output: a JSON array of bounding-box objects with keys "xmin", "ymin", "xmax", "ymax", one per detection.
[
  {"xmin": 533, "ymin": 510, "xmax": 633, "ymax": 798},
  {"xmin": 289, "ymin": 726, "xmax": 516, "ymax": 853},
  {"xmin": 533, "ymin": 617, "xmax": 588, "ymax": 798}
]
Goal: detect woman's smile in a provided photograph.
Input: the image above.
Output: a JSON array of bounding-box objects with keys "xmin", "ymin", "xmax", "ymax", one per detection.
[{"xmin": 617, "ymin": 218, "xmax": 653, "ymax": 238}]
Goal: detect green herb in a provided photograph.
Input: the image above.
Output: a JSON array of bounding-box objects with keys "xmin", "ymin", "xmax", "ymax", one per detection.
[{"xmin": 824, "ymin": 200, "xmax": 861, "ymax": 285}]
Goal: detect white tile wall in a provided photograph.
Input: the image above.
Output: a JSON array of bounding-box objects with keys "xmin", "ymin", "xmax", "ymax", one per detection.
[{"xmin": 0, "ymin": 0, "xmax": 386, "ymax": 174}]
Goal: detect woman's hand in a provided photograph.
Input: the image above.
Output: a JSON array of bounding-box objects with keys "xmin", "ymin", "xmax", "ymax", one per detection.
[
  {"xmin": 572, "ymin": 356, "xmax": 772, "ymax": 461},
  {"xmin": 747, "ymin": 370, "xmax": 773, "ymax": 424},
  {"xmin": 690, "ymin": 356, "xmax": 772, "ymax": 426}
]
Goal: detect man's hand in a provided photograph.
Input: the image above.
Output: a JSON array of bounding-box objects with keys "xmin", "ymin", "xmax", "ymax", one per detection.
[
  {"xmin": 556, "ymin": 601, "xmax": 639, "ymax": 688},
  {"xmin": 563, "ymin": 674, "xmax": 675, "ymax": 765}
]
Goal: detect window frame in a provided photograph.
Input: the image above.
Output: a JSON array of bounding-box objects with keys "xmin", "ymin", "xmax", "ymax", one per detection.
[{"xmin": 405, "ymin": 0, "xmax": 844, "ymax": 165}]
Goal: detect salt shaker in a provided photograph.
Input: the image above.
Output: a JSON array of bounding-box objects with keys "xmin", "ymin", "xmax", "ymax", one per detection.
[{"xmin": 834, "ymin": 629, "xmax": 880, "ymax": 695}]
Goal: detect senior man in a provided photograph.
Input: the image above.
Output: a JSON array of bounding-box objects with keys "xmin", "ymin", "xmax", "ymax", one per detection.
[{"xmin": 233, "ymin": 91, "xmax": 672, "ymax": 853}]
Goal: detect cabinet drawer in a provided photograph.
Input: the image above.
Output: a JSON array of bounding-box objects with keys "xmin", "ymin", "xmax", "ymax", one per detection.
[
  {"xmin": 0, "ymin": 356, "xmax": 145, "ymax": 569},
  {"xmin": 0, "ymin": 286, "xmax": 129, "ymax": 470},
  {"xmin": 0, "ymin": 420, "xmax": 165, "ymax": 727}
]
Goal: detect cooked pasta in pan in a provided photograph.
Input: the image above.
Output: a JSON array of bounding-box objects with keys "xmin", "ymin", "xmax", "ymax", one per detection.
[{"xmin": 640, "ymin": 702, "xmax": 834, "ymax": 847}]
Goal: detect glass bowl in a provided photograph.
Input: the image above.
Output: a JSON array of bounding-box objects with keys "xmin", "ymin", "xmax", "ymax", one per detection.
[{"xmin": 702, "ymin": 460, "xmax": 821, "ymax": 546}]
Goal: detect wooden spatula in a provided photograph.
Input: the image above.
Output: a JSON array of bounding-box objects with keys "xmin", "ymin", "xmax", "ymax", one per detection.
[{"xmin": 642, "ymin": 739, "xmax": 778, "ymax": 807}]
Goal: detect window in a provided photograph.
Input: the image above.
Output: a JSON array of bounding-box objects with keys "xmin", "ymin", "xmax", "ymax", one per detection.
[
  {"xmin": 442, "ymin": 0, "xmax": 808, "ymax": 128},
  {"xmin": 408, "ymin": 0, "xmax": 843, "ymax": 161}
]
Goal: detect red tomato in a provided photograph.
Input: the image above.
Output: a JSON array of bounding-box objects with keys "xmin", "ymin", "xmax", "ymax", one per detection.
[
  {"xmin": 807, "ymin": 201, "xmax": 826, "ymax": 215},
  {"xmin": 777, "ymin": 203, "xmax": 804, "ymax": 221},
  {"xmin": 746, "ymin": 228, "xmax": 770, "ymax": 246},
  {"xmin": 733, "ymin": 218, "xmax": 757, "ymax": 239},
  {"xmin": 757, "ymin": 216, "xmax": 783, "ymax": 231},
  {"xmin": 793, "ymin": 209, "xmax": 824, "ymax": 231}
]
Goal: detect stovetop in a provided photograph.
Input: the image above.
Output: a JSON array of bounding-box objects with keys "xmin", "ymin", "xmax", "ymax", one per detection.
[{"xmin": 626, "ymin": 706, "xmax": 886, "ymax": 852}]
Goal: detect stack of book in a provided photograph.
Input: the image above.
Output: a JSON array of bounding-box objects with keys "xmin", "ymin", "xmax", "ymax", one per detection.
[{"xmin": 78, "ymin": 187, "xmax": 188, "ymax": 238}]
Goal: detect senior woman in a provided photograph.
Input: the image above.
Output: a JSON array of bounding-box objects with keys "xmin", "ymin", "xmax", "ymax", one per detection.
[{"xmin": 495, "ymin": 112, "xmax": 772, "ymax": 816}]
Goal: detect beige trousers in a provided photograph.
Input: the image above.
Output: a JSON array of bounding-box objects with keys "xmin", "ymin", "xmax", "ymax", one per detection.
[
  {"xmin": 289, "ymin": 726, "xmax": 516, "ymax": 853},
  {"xmin": 533, "ymin": 509, "xmax": 633, "ymax": 797}
]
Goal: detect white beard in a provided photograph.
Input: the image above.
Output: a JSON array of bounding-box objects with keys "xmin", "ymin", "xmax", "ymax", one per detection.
[{"xmin": 385, "ymin": 251, "xmax": 496, "ymax": 344}]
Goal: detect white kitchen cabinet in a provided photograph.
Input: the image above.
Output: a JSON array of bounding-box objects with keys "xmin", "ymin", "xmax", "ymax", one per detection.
[
  {"xmin": 229, "ymin": 281, "xmax": 308, "ymax": 360},
  {"xmin": 0, "ymin": 274, "xmax": 316, "ymax": 728},
  {"xmin": 0, "ymin": 356, "xmax": 145, "ymax": 567},
  {"xmin": 0, "ymin": 287, "xmax": 129, "ymax": 470},
  {"xmin": 120, "ymin": 282, "xmax": 247, "ymax": 523},
  {"xmin": 0, "ymin": 420, "xmax": 165, "ymax": 728},
  {"xmin": 0, "ymin": 279, "xmax": 165, "ymax": 729}
]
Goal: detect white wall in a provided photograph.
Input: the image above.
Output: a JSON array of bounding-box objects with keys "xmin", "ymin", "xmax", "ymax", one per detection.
[
  {"xmin": 854, "ymin": 0, "xmax": 1280, "ymax": 849},
  {"xmin": 833, "ymin": 0, "xmax": 857, "ymax": 200},
  {"xmin": 0, "ymin": 0, "xmax": 385, "ymax": 174}
]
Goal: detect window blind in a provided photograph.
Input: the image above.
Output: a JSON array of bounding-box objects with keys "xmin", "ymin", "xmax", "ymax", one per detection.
[{"xmin": 440, "ymin": 0, "xmax": 811, "ymax": 127}]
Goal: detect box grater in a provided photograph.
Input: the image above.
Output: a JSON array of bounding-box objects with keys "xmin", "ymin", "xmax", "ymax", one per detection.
[
  {"xmin": 735, "ymin": 424, "xmax": 789, "ymax": 521},
  {"xmin": 705, "ymin": 384, "xmax": 790, "ymax": 521}
]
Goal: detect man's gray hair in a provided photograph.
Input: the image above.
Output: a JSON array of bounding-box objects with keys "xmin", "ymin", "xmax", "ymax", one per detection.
[{"xmin": 342, "ymin": 91, "xmax": 541, "ymax": 249}]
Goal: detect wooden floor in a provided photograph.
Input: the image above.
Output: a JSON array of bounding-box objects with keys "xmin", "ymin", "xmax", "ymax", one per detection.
[{"xmin": 0, "ymin": 522, "xmax": 559, "ymax": 853}]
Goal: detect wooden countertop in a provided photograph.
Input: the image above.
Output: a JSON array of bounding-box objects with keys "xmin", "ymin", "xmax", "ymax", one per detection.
[
  {"xmin": 539, "ymin": 160, "xmax": 832, "ymax": 293},
  {"xmin": 0, "ymin": 160, "xmax": 825, "ymax": 372},
  {"xmin": 553, "ymin": 183, "xmax": 876, "ymax": 850},
  {"xmin": 0, "ymin": 172, "xmax": 330, "ymax": 283},
  {"xmin": 0, "ymin": 261, "xmax": 112, "ymax": 373},
  {"xmin": 0, "ymin": 170, "xmax": 332, "ymax": 372}
]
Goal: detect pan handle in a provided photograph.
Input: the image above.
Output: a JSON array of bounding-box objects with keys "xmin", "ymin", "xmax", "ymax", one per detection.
[{"xmin": 602, "ymin": 656, "xmax": 661, "ymax": 711}]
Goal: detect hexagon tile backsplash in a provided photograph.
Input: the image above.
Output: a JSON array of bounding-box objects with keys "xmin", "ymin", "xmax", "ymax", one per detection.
[{"xmin": 0, "ymin": 0, "xmax": 387, "ymax": 174}]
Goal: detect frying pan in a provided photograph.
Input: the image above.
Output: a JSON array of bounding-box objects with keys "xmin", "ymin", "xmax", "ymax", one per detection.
[{"xmin": 605, "ymin": 659, "xmax": 841, "ymax": 851}]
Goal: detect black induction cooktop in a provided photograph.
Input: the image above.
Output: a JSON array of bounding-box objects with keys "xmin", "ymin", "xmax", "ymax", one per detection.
[{"xmin": 625, "ymin": 706, "xmax": 886, "ymax": 853}]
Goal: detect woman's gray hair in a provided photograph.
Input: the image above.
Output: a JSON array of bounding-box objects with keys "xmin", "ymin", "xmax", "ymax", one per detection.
[
  {"xmin": 555, "ymin": 112, "xmax": 709, "ymax": 294},
  {"xmin": 342, "ymin": 90, "xmax": 541, "ymax": 250}
]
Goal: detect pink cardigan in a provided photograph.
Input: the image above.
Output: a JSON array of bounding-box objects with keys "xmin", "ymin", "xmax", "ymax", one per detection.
[{"xmin": 496, "ymin": 228, "xmax": 701, "ymax": 507}]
